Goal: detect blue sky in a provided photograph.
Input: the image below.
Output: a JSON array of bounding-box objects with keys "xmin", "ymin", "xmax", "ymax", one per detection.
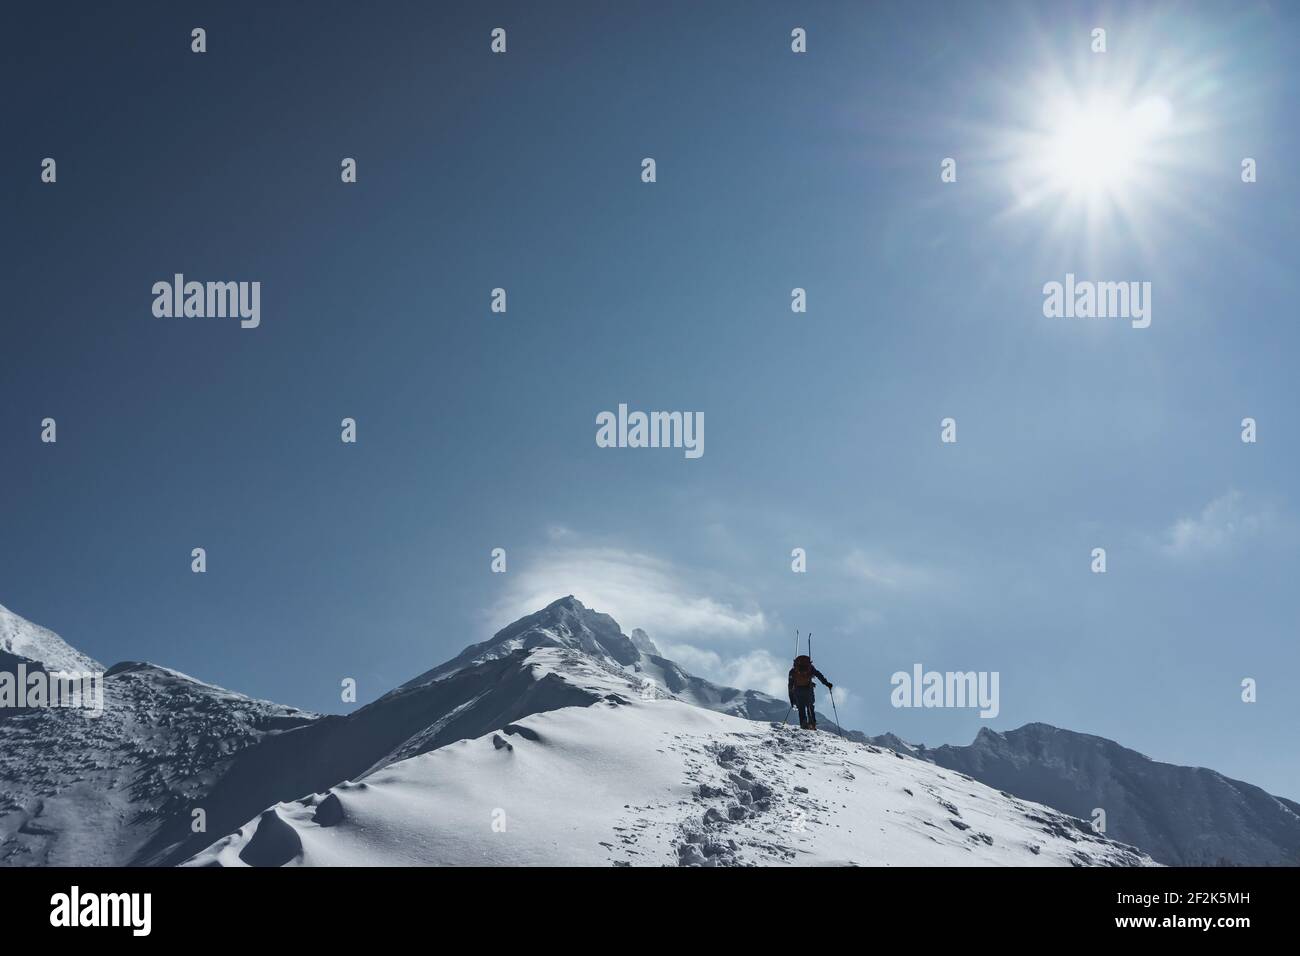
[{"xmin": 3, "ymin": 1, "xmax": 1297, "ymax": 797}]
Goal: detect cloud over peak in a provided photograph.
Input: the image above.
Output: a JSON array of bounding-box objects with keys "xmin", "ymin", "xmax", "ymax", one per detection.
[{"xmin": 491, "ymin": 544, "xmax": 767, "ymax": 641}]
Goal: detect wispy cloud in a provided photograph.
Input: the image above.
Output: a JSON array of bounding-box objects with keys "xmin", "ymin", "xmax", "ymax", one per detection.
[
  {"xmin": 658, "ymin": 643, "xmax": 789, "ymax": 697},
  {"xmin": 842, "ymin": 548, "xmax": 933, "ymax": 590},
  {"xmin": 1160, "ymin": 490, "xmax": 1270, "ymax": 558},
  {"xmin": 831, "ymin": 606, "xmax": 886, "ymax": 635},
  {"xmin": 491, "ymin": 544, "xmax": 767, "ymax": 640}
]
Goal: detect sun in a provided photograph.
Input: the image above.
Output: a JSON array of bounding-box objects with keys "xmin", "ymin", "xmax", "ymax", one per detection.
[
  {"xmin": 1037, "ymin": 93, "xmax": 1174, "ymax": 202},
  {"xmin": 972, "ymin": 13, "xmax": 1245, "ymax": 265},
  {"xmin": 983, "ymin": 65, "xmax": 1202, "ymax": 263},
  {"xmin": 949, "ymin": 8, "xmax": 1271, "ymax": 272}
]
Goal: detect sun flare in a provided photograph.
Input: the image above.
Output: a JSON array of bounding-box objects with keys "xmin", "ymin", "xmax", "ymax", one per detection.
[
  {"xmin": 1037, "ymin": 93, "xmax": 1174, "ymax": 201},
  {"xmin": 976, "ymin": 15, "xmax": 1243, "ymax": 264}
]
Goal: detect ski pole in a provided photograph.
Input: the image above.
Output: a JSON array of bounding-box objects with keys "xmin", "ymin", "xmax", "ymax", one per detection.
[
  {"xmin": 828, "ymin": 688, "xmax": 845, "ymax": 740},
  {"xmin": 782, "ymin": 705, "xmax": 793, "ymax": 726}
]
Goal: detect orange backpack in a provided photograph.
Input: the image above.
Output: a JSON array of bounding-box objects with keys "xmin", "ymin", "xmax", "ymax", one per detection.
[{"xmin": 792, "ymin": 655, "xmax": 814, "ymax": 687}]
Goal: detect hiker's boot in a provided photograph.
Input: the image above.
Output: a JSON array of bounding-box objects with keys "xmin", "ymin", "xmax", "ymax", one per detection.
[{"xmin": 809, "ymin": 721, "xmax": 817, "ymax": 731}]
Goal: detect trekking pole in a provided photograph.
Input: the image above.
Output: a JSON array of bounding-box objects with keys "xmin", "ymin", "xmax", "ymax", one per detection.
[
  {"xmin": 782, "ymin": 705, "xmax": 793, "ymax": 726},
  {"xmin": 828, "ymin": 688, "xmax": 845, "ymax": 740}
]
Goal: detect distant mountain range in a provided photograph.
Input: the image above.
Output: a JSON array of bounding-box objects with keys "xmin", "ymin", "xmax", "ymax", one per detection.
[{"xmin": 869, "ymin": 724, "xmax": 1300, "ymax": 866}]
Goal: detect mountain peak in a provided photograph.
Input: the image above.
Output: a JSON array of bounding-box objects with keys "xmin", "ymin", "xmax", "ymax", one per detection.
[
  {"xmin": 400, "ymin": 596, "xmax": 639, "ymax": 688},
  {"xmin": 530, "ymin": 595, "xmax": 603, "ymax": 627},
  {"xmin": 0, "ymin": 602, "xmax": 103, "ymax": 674},
  {"xmin": 629, "ymin": 628, "xmax": 661, "ymax": 657}
]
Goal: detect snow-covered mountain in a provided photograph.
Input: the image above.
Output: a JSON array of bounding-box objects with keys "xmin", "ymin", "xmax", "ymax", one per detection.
[
  {"xmin": 4, "ymin": 596, "xmax": 838, "ymax": 867},
  {"xmin": 145, "ymin": 598, "xmax": 855, "ymax": 865},
  {"xmin": 870, "ymin": 724, "xmax": 1300, "ymax": 867},
  {"xmin": 0, "ymin": 603, "xmax": 101, "ymax": 675},
  {"xmin": 403, "ymin": 596, "xmax": 849, "ymax": 731},
  {"xmin": 175, "ymin": 597, "xmax": 1150, "ymax": 866},
  {"xmin": 16, "ymin": 594, "xmax": 1290, "ymax": 867},
  {"xmin": 187, "ymin": 678, "xmax": 1149, "ymax": 868},
  {"xmin": 0, "ymin": 657, "xmax": 315, "ymax": 865}
]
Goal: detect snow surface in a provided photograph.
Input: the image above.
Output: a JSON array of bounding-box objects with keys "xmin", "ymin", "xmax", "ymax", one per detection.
[
  {"xmin": 187, "ymin": 684, "xmax": 1151, "ymax": 868},
  {"xmin": 0, "ymin": 603, "xmax": 101, "ymax": 674}
]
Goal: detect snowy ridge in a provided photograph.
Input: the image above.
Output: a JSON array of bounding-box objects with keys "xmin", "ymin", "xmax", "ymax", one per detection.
[
  {"xmin": 187, "ymin": 691, "xmax": 1152, "ymax": 868},
  {"xmin": 133, "ymin": 644, "xmax": 618, "ymax": 865},
  {"xmin": 181, "ymin": 637, "xmax": 1154, "ymax": 867},
  {"xmin": 0, "ymin": 604, "xmax": 101, "ymax": 675}
]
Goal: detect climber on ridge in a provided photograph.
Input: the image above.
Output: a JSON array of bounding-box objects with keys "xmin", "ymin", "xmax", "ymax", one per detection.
[{"xmin": 788, "ymin": 653, "xmax": 833, "ymax": 730}]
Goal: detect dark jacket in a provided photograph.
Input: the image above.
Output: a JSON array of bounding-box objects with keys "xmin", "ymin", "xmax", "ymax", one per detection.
[{"xmin": 788, "ymin": 666, "xmax": 831, "ymax": 702}]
